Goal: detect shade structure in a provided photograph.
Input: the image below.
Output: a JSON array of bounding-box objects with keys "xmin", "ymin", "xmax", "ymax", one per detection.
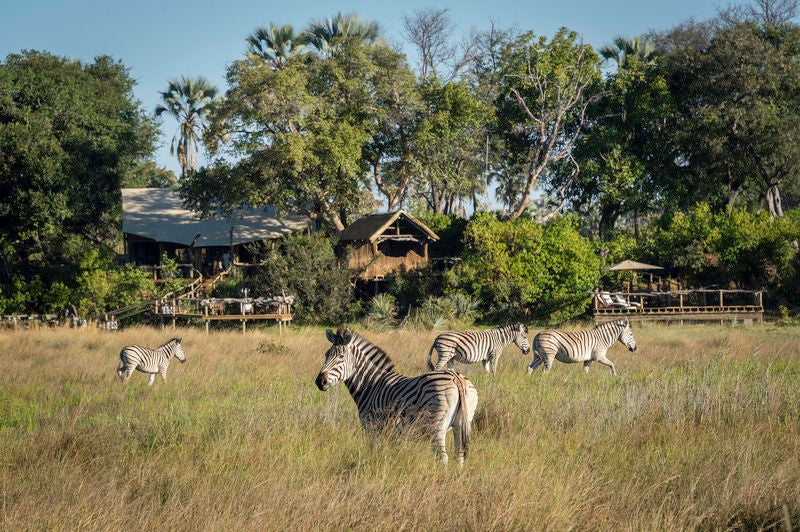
[{"xmin": 602, "ymin": 260, "xmax": 663, "ymax": 271}]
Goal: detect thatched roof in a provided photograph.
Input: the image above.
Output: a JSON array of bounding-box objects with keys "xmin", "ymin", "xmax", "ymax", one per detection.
[
  {"xmin": 339, "ymin": 210, "xmax": 439, "ymax": 243},
  {"xmin": 122, "ymin": 188, "xmax": 308, "ymax": 247}
]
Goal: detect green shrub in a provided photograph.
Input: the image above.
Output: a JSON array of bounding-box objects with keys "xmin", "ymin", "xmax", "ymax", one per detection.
[
  {"xmin": 247, "ymin": 233, "xmax": 354, "ymax": 325},
  {"xmin": 445, "ymin": 213, "xmax": 599, "ymax": 324}
]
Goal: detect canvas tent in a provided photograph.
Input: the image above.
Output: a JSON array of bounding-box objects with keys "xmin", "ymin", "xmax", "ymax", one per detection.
[{"xmin": 122, "ymin": 188, "xmax": 309, "ymax": 275}]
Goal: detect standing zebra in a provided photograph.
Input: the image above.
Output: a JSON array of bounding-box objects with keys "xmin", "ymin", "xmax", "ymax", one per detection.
[
  {"xmin": 117, "ymin": 338, "xmax": 186, "ymax": 385},
  {"xmin": 528, "ymin": 319, "xmax": 636, "ymax": 376},
  {"xmin": 427, "ymin": 323, "xmax": 530, "ymax": 374},
  {"xmin": 316, "ymin": 328, "xmax": 478, "ymax": 466}
]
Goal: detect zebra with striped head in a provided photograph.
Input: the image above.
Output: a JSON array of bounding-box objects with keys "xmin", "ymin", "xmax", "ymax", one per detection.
[
  {"xmin": 316, "ymin": 327, "xmax": 478, "ymax": 466},
  {"xmin": 427, "ymin": 323, "xmax": 530, "ymax": 374},
  {"xmin": 117, "ymin": 338, "xmax": 186, "ymax": 385},
  {"xmin": 527, "ymin": 318, "xmax": 636, "ymax": 376}
]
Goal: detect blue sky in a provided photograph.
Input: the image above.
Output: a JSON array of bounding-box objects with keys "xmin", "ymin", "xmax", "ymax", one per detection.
[{"xmin": 2, "ymin": 0, "xmax": 723, "ymax": 177}]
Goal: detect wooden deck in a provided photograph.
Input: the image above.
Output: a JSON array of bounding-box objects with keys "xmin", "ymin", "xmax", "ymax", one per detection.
[
  {"xmin": 153, "ymin": 296, "xmax": 293, "ymax": 334},
  {"xmin": 593, "ymin": 289, "xmax": 764, "ymax": 325}
]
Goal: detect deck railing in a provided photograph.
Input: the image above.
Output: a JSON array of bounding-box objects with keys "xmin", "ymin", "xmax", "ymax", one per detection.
[{"xmin": 594, "ymin": 289, "xmax": 764, "ymax": 325}]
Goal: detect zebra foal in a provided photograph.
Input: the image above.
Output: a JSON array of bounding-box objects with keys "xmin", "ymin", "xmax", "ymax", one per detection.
[
  {"xmin": 117, "ymin": 337, "xmax": 186, "ymax": 385},
  {"xmin": 528, "ymin": 318, "xmax": 636, "ymax": 376},
  {"xmin": 427, "ymin": 323, "xmax": 530, "ymax": 373},
  {"xmin": 316, "ymin": 328, "xmax": 478, "ymax": 466}
]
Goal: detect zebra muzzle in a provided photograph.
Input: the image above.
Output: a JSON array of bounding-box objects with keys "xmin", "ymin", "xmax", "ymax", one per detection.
[{"xmin": 315, "ymin": 372, "xmax": 330, "ymax": 391}]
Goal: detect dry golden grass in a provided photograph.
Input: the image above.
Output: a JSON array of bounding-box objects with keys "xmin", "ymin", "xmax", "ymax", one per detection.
[{"xmin": 1, "ymin": 322, "xmax": 799, "ymax": 530}]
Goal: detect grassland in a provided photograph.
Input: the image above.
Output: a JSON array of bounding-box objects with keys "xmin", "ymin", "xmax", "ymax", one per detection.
[{"xmin": 1, "ymin": 322, "xmax": 799, "ymax": 530}]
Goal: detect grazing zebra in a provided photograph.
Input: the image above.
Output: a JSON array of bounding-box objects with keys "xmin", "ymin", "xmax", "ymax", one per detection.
[
  {"xmin": 527, "ymin": 319, "xmax": 636, "ymax": 376},
  {"xmin": 427, "ymin": 323, "xmax": 530, "ymax": 374},
  {"xmin": 316, "ymin": 328, "xmax": 478, "ymax": 466},
  {"xmin": 117, "ymin": 338, "xmax": 186, "ymax": 385}
]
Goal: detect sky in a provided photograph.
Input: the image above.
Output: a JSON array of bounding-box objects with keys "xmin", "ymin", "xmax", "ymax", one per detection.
[{"xmin": 1, "ymin": 0, "xmax": 724, "ymax": 178}]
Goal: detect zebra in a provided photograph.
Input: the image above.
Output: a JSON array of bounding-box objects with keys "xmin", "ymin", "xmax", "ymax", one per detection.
[
  {"xmin": 316, "ymin": 327, "xmax": 478, "ymax": 466},
  {"xmin": 117, "ymin": 338, "xmax": 186, "ymax": 385},
  {"xmin": 527, "ymin": 318, "xmax": 636, "ymax": 376},
  {"xmin": 427, "ymin": 323, "xmax": 530, "ymax": 374}
]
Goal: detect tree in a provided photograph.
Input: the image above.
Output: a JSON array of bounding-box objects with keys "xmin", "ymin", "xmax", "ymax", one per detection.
[
  {"xmin": 361, "ymin": 45, "xmax": 422, "ymax": 212},
  {"xmin": 188, "ymin": 34, "xmax": 401, "ymax": 232},
  {"xmin": 665, "ymin": 21, "xmax": 800, "ymax": 216},
  {"xmin": 302, "ymin": 12, "xmax": 380, "ymax": 56},
  {"xmin": 411, "ymin": 80, "xmax": 490, "ymax": 215},
  {"xmin": 122, "ymin": 160, "xmax": 177, "ymax": 188},
  {"xmin": 445, "ymin": 213, "xmax": 600, "ymax": 323},
  {"xmin": 566, "ymin": 45, "xmax": 674, "ymax": 239},
  {"xmin": 246, "ymin": 23, "xmax": 305, "ymax": 70},
  {"xmin": 0, "ymin": 51, "xmax": 158, "ymax": 280},
  {"xmin": 155, "ymin": 76, "xmax": 221, "ymax": 178},
  {"xmin": 401, "ymin": 8, "xmax": 473, "ymax": 83},
  {"xmin": 494, "ymin": 28, "xmax": 603, "ymax": 219},
  {"xmin": 599, "ymin": 36, "xmax": 661, "ymax": 70}
]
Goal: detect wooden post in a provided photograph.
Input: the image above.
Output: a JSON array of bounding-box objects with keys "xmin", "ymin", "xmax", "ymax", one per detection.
[{"xmin": 719, "ymin": 290, "xmax": 723, "ymax": 308}]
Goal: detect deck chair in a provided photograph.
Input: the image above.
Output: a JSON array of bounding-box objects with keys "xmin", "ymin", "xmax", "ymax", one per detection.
[{"xmin": 614, "ymin": 292, "xmax": 641, "ymax": 309}]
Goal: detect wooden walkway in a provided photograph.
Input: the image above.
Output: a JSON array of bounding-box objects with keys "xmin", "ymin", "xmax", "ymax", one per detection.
[{"xmin": 593, "ymin": 289, "xmax": 764, "ymax": 325}]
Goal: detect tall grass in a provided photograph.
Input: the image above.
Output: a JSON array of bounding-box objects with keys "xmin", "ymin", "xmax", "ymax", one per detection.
[{"xmin": 1, "ymin": 323, "xmax": 798, "ymax": 530}]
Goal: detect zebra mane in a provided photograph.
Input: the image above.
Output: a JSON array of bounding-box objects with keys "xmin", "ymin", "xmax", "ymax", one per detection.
[
  {"xmin": 162, "ymin": 337, "xmax": 181, "ymax": 348},
  {"xmin": 596, "ymin": 319, "xmax": 629, "ymax": 331},
  {"xmin": 338, "ymin": 328, "xmax": 396, "ymax": 373}
]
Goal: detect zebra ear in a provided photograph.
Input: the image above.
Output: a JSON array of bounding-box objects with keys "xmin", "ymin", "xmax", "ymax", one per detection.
[
  {"xmin": 326, "ymin": 329, "xmax": 337, "ymax": 344},
  {"xmin": 339, "ymin": 327, "xmax": 354, "ymax": 344}
]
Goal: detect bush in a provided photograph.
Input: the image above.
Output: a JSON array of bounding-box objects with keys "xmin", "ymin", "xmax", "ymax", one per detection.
[
  {"xmin": 247, "ymin": 233, "xmax": 354, "ymax": 325},
  {"xmin": 445, "ymin": 213, "xmax": 600, "ymax": 324}
]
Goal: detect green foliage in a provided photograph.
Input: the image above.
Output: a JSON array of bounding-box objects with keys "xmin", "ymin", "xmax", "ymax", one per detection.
[
  {"xmin": 247, "ymin": 233, "xmax": 354, "ymax": 324},
  {"xmin": 0, "ymin": 51, "xmax": 158, "ymax": 282},
  {"xmin": 363, "ymin": 293, "xmax": 398, "ymax": 328},
  {"xmin": 416, "ymin": 212, "xmax": 468, "ymax": 258},
  {"xmin": 411, "ymin": 79, "xmax": 490, "ymax": 214},
  {"xmin": 643, "ymin": 204, "xmax": 800, "ymax": 297},
  {"xmin": 72, "ymin": 247, "xmax": 159, "ymax": 319},
  {"xmin": 382, "ymin": 265, "xmax": 445, "ymax": 316},
  {"xmin": 446, "ymin": 213, "xmax": 599, "ymax": 323}
]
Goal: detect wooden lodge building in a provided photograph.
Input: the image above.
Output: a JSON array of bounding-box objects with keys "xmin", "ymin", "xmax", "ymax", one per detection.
[
  {"xmin": 339, "ymin": 210, "xmax": 439, "ymax": 285},
  {"xmin": 121, "ymin": 188, "xmax": 310, "ymax": 277}
]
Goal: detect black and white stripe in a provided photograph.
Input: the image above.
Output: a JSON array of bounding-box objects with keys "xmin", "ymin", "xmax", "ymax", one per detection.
[
  {"xmin": 117, "ymin": 337, "xmax": 186, "ymax": 385},
  {"xmin": 427, "ymin": 323, "xmax": 531, "ymax": 373},
  {"xmin": 528, "ymin": 319, "xmax": 636, "ymax": 376},
  {"xmin": 316, "ymin": 328, "xmax": 478, "ymax": 466}
]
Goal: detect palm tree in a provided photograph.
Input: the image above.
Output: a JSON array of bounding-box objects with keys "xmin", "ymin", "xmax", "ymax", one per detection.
[
  {"xmin": 155, "ymin": 76, "xmax": 220, "ymax": 178},
  {"xmin": 599, "ymin": 36, "xmax": 660, "ymax": 70},
  {"xmin": 246, "ymin": 23, "xmax": 305, "ymax": 69},
  {"xmin": 302, "ymin": 12, "xmax": 381, "ymax": 55}
]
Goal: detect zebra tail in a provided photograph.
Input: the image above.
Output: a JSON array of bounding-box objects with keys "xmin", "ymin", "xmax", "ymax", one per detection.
[
  {"xmin": 427, "ymin": 344, "xmax": 436, "ymax": 371},
  {"xmin": 452, "ymin": 372, "xmax": 471, "ymax": 461}
]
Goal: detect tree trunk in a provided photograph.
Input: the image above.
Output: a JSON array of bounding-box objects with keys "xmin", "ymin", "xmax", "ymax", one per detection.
[{"xmin": 766, "ymin": 184, "xmax": 783, "ymax": 217}]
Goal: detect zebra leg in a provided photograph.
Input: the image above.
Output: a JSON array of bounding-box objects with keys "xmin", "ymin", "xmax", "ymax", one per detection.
[
  {"xmin": 583, "ymin": 360, "xmax": 592, "ymax": 372},
  {"xmin": 433, "ymin": 350, "xmax": 452, "ymax": 371},
  {"xmin": 484, "ymin": 351, "xmax": 499, "ymax": 373},
  {"xmin": 122, "ymin": 365, "xmax": 136, "ymax": 382},
  {"xmin": 148, "ymin": 373, "xmax": 156, "ymax": 386},
  {"xmin": 595, "ymin": 355, "xmax": 616, "ymax": 376},
  {"xmin": 432, "ymin": 431, "xmax": 448, "ymax": 464},
  {"xmin": 527, "ymin": 351, "xmax": 542, "ymax": 375}
]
